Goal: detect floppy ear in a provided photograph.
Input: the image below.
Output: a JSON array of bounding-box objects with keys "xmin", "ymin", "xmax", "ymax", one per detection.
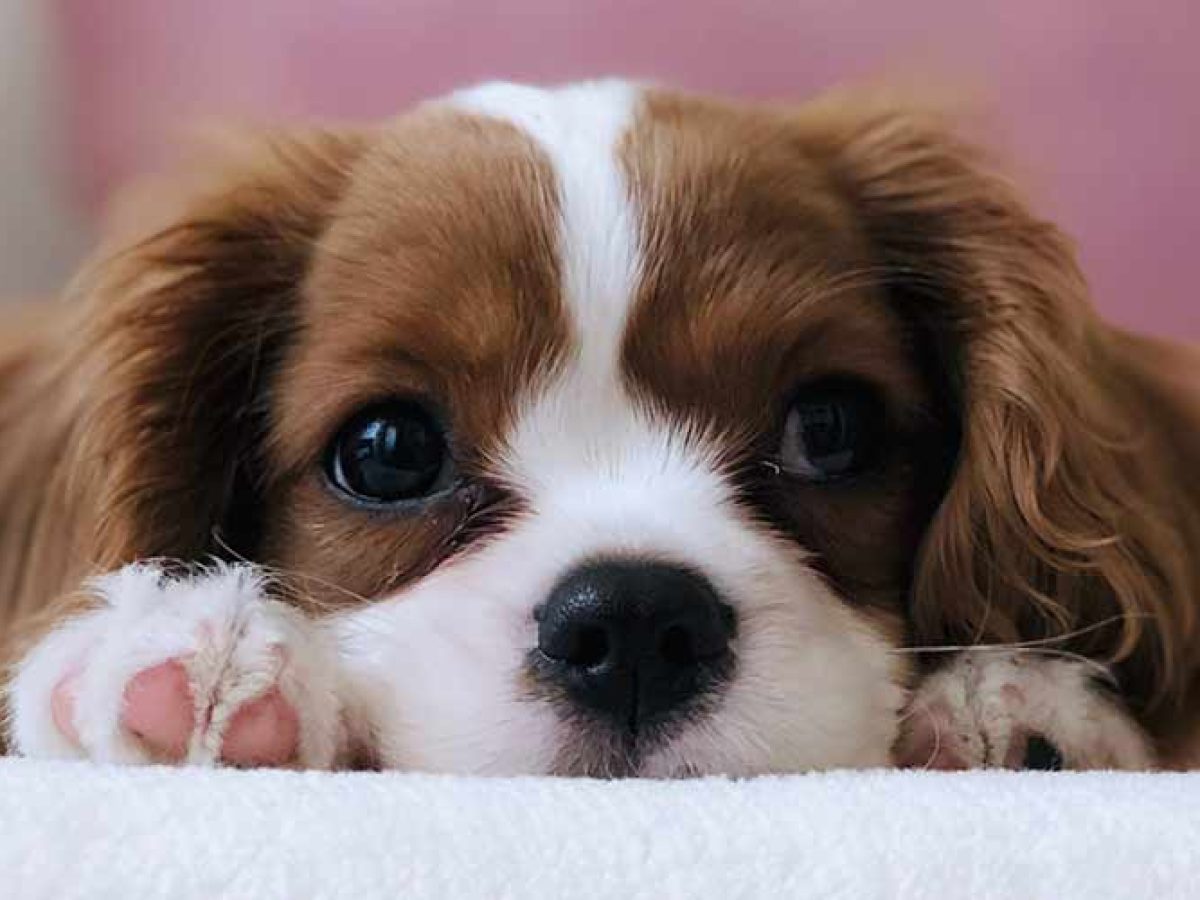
[
  {"xmin": 797, "ymin": 91, "xmax": 1196, "ymax": 712},
  {"xmin": 69, "ymin": 129, "xmax": 366, "ymax": 569}
]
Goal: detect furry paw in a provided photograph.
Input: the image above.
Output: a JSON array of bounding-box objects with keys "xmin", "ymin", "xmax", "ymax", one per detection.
[
  {"xmin": 8, "ymin": 563, "xmax": 342, "ymax": 768},
  {"xmin": 895, "ymin": 650, "xmax": 1154, "ymax": 771}
]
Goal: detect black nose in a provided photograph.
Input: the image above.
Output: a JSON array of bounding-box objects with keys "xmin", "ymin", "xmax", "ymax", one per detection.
[{"xmin": 534, "ymin": 560, "xmax": 736, "ymax": 732}]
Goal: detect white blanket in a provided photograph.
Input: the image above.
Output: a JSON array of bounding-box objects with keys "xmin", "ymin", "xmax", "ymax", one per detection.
[{"xmin": 0, "ymin": 759, "xmax": 1196, "ymax": 899}]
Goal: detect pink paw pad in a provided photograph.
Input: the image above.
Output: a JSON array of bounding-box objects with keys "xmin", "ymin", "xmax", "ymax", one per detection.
[
  {"xmin": 121, "ymin": 660, "xmax": 195, "ymax": 762},
  {"xmin": 50, "ymin": 669, "xmax": 82, "ymax": 747},
  {"xmin": 220, "ymin": 689, "xmax": 299, "ymax": 768},
  {"xmin": 894, "ymin": 701, "xmax": 971, "ymax": 770},
  {"xmin": 51, "ymin": 660, "xmax": 300, "ymax": 767}
]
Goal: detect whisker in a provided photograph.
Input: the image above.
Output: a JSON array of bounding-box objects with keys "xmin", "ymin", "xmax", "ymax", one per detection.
[
  {"xmin": 889, "ymin": 612, "xmax": 1151, "ymax": 658},
  {"xmin": 1010, "ymin": 647, "xmax": 1120, "ymax": 686},
  {"xmin": 919, "ymin": 704, "xmax": 945, "ymax": 771},
  {"xmin": 209, "ymin": 530, "xmax": 373, "ymax": 608}
]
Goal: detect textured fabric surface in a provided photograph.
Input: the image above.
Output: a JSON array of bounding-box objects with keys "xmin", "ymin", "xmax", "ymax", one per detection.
[{"xmin": 0, "ymin": 760, "xmax": 1196, "ymax": 899}]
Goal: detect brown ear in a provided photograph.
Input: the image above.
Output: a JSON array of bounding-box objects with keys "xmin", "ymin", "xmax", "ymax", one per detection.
[
  {"xmin": 797, "ymin": 91, "xmax": 1196, "ymax": 712},
  {"xmin": 69, "ymin": 128, "xmax": 366, "ymax": 568}
]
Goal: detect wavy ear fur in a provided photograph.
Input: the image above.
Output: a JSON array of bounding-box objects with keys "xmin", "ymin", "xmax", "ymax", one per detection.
[
  {"xmin": 798, "ymin": 91, "xmax": 1200, "ymax": 714},
  {"xmin": 69, "ymin": 129, "xmax": 366, "ymax": 569}
]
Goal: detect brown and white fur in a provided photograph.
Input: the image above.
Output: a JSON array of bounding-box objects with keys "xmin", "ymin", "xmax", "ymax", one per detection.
[{"xmin": 1, "ymin": 81, "xmax": 1198, "ymax": 775}]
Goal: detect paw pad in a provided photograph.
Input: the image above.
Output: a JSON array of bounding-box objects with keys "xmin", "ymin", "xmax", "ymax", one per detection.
[
  {"xmin": 121, "ymin": 660, "xmax": 195, "ymax": 762},
  {"xmin": 51, "ymin": 657, "xmax": 300, "ymax": 766}
]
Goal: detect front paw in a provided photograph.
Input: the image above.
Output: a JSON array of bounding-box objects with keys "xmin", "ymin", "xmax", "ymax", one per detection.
[
  {"xmin": 8, "ymin": 563, "xmax": 343, "ymax": 768},
  {"xmin": 895, "ymin": 650, "xmax": 1154, "ymax": 771}
]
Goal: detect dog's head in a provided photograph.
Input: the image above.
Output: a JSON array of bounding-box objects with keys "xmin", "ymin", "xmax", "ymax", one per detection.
[{"xmin": 68, "ymin": 82, "xmax": 1191, "ymax": 774}]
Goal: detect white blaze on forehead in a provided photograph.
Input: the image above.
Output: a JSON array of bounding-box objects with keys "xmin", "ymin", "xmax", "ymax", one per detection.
[
  {"xmin": 448, "ymin": 80, "xmax": 642, "ymax": 380},
  {"xmin": 448, "ymin": 80, "xmax": 700, "ymax": 508}
]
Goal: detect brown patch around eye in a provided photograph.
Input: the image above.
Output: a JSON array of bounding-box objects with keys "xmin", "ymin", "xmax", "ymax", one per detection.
[
  {"xmin": 260, "ymin": 476, "xmax": 524, "ymax": 611},
  {"xmin": 618, "ymin": 89, "xmax": 955, "ymax": 617},
  {"xmin": 258, "ymin": 106, "xmax": 571, "ymax": 605}
]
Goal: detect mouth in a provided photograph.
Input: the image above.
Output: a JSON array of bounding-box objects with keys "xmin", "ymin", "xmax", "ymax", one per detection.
[
  {"xmin": 525, "ymin": 647, "xmax": 736, "ymax": 777},
  {"xmin": 522, "ymin": 559, "xmax": 739, "ymax": 776}
]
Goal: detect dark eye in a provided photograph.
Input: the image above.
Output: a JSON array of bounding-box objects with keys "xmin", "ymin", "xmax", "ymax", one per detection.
[
  {"xmin": 325, "ymin": 401, "xmax": 450, "ymax": 504},
  {"xmin": 778, "ymin": 380, "xmax": 885, "ymax": 482}
]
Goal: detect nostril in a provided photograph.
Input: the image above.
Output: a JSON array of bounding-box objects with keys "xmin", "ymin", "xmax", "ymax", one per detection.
[
  {"xmin": 539, "ymin": 610, "xmax": 614, "ymax": 668},
  {"xmin": 566, "ymin": 623, "xmax": 610, "ymax": 668},
  {"xmin": 658, "ymin": 623, "xmax": 696, "ymax": 665}
]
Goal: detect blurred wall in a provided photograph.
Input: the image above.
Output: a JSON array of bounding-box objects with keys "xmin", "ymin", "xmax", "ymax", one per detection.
[
  {"xmin": 0, "ymin": 0, "xmax": 87, "ymax": 299},
  {"xmin": 47, "ymin": 2, "xmax": 1200, "ymax": 334}
]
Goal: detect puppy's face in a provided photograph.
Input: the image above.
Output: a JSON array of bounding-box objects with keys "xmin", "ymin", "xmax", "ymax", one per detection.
[
  {"xmin": 92, "ymin": 81, "xmax": 1168, "ymax": 776},
  {"xmin": 248, "ymin": 83, "xmax": 953, "ymax": 775}
]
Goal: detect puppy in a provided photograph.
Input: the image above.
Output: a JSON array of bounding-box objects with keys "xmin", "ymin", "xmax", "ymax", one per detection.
[{"xmin": 1, "ymin": 81, "xmax": 1196, "ymax": 775}]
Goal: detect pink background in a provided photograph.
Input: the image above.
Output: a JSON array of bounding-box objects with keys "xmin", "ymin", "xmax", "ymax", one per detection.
[{"xmin": 56, "ymin": 0, "xmax": 1198, "ymax": 336}]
